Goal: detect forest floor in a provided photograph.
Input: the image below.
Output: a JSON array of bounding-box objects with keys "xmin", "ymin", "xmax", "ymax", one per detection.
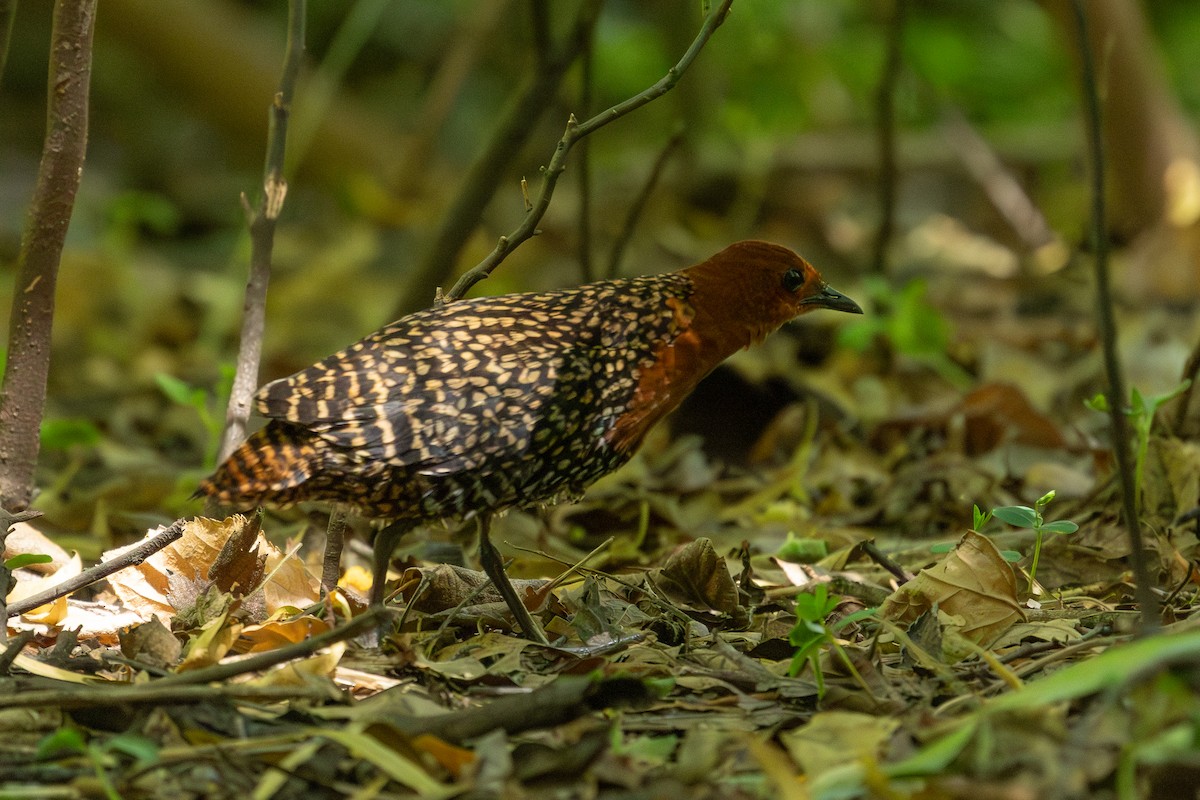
[{"xmin": 4, "ymin": 225, "xmax": 1200, "ymax": 799}]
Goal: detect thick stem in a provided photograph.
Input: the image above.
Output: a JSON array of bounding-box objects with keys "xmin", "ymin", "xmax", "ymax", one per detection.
[
  {"xmin": 1072, "ymin": 0, "xmax": 1159, "ymax": 633},
  {"xmin": 0, "ymin": 0, "xmax": 96, "ymax": 510},
  {"xmin": 217, "ymin": 0, "xmax": 306, "ymax": 464}
]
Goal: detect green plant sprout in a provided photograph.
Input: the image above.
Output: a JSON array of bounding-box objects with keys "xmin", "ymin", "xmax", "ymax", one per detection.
[
  {"xmin": 837, "ymin": 277, "xmax": 972, "ymax": 389},
  {"xmin": 1086, "ymin": 380, "xmax": 1190, "ymax": 514},
  {"xmin": 930, "ymin": 506, "xmax": 1022, "ymax": 562},
  {"xmin": 5, "ymin": 553, "xmax": 53, "ymax": 570},
  {"xmin": 972, "ymin": 504, "xmax": 993, "ymax": 532},
  {"xmin": 36, "ymin": 727, "xmax": 159, "ymax": 800},
  {"xmin": 787, "ymin": 585, "xmax": 875, "ymax": 697},
  {"xmin": 156, "ymin": 364, "xmax": 236, "ymax": 469},
  {"xmin": 990, "ymin": 490, "xmax": 1079, "ymax": 593}
]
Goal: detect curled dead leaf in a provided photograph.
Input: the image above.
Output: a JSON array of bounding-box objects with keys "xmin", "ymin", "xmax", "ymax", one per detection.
[
  {"xmin": 649, "ymin": 537, "xmax": 741, "ymax": 616},
  {"xmin": 880, "ymin": 530, "xmax": 1025, "ymax": 654}
]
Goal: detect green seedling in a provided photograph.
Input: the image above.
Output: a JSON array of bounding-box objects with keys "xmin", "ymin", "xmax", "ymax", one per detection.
[
  {"xmin": 36, "ymin": 727, "xmax": 159, "ymax": 800},
  {"xmin": 5, "ymin": 553, "xmax": 53, "ymax": 570},
  {"xmin": 1086, "ymin": 380, "xmax": 1190, "ymax": 514},
  {"xmin": 990, "ymin": 490, "xmax": 1078, "ymax": 593},
  {"xmin": 788, "ymin": 585, "xmax": 876, "ymax": 697},
  {"xmin": 838, "ymin": 277, "xmax": 972, "ymax": 388},
  {"xmin": 156, "ymin": 364, "xmax": 235, "ymax": 469},
  {"xmin": 929, "ymin": 506, "xmax": 1022, "ymax": 562}
]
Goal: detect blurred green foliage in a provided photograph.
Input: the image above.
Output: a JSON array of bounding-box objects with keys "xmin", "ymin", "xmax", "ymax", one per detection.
[{"xmin": 1, "ymin": 0, "xmax": 1198, "ymax": 530}]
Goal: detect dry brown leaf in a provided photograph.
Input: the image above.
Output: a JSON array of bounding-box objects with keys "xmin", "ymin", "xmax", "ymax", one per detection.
[
  {"xmin": 401, "ymin": 563, "xmax": 546, "ymax": 613},
  {"xmin": 412, "ymin": 734, "xmax": 477, "ymax": 779},
  {"xmin": 780, "ymin": 710, "xmax": 901, "ymax": 779},
  {"xmin": 2, "ymin": 522, "xmax": 70, "ymax": 572},
  {"xmin": 106, "ymin": 517, "xmax": 320, "ymax": 621},
  {"xmin": 176, "ymin": 608, "xmax": 242, "ymax": 672},
  {"xmin": 649, "ymin": 537, "xmax": 741, "ymax": 615},
  {"xmin": 239, "ymin": 614, "xmax": 331, "ymax": 653},
  {"xmin": 119, "ymin": 616, "xmax": 183, "ymax": 668},
  {"xmin": 880, "ymin": 530, "xmax": 1025, "ymax": 651},
  {"xmin": 7, "ymin": 553, "xmax": 82, "ymax": 626},
  {"xmin": 246, "ymin": 642, "xmax": 344, "ymax": 687}
]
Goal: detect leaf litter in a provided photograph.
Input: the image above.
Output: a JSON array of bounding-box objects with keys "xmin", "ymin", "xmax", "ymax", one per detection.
[{"xmin": 5, "ymin": 230, "xmax": 1200, "ymax": 800}]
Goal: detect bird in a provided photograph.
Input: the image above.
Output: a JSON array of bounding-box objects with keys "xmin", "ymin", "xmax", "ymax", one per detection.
[{"xmin": 196, "ymin": 240, "xmax": 862, "ymax": 642}]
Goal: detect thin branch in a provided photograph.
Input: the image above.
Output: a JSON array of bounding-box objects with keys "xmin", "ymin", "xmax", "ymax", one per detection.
[
  {"xmin": 6, "ymin": 520, "xmax": 185, "ymax": 618},
  {"xmin": 1072, "ymin": 0, "xmax": 1159, "ymax": 633},
  {"xmin": 0, "ymin": 0, "xmax": 96, "ymax": 510},
  {"xmin": 446, "ymin": 0, "xmax": 734, "ymax": 302},
  {"xmin": 217, "ymin": 0, "xmax": 306, "ymax": 464},
  {"xmin": 393, "ymin": 0, "xmax": 604, "ymax": 317},
  {"xmin": 871, "ymin": 0, "xmax": 905, "ymax": 276},
  {"xmin": 1171, "ymin": 337, "xmax": 1200, "ymax": 435},
  {"xmin": 606, "ymin": 126, "xmax": 684, "ymax": 280},
  {"xmin": 150, "ymin": 605, "xmax": 386, "ymax": 687}
]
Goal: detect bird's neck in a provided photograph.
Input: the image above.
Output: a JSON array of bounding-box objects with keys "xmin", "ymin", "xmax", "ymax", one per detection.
[
  {"xmin": 603, "ymin": 277, "xmax": 776, "ymax": 455},
  {"xmin": 684, "ymin": 263, "xmax": 790, "ymax": 355}
]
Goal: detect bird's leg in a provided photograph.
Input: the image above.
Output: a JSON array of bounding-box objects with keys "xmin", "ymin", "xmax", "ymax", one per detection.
[
  {"xmin": 321, "ymin": 507, "xmax": 349, "ymax": 597},
  {"xmin": 370, "ymin": 520, "xmax": 412, "ymax": 606},
  {"xmin": 476, "ymin": 513, "xmax": 550, "ymax": 645}
]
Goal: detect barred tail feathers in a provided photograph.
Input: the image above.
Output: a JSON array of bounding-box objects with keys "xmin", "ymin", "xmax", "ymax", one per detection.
[{"xmin": 194, "ymin": 422, "xmax": 321, "ymax": 508}]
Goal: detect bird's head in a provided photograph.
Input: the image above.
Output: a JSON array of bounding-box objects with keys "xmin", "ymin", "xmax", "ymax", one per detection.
[{"xmin": 683, "ymin": 240, "xmax": 862, "ymax": 347}]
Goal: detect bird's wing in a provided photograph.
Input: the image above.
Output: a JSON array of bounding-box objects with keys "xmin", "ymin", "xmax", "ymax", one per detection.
[
  {"xmin": 254, "ymin": 276, "xmax": 695, "ymax": 475},
  {"xmin": 254, "ymin": 292, "xmax": 588, "ymax": 474}
]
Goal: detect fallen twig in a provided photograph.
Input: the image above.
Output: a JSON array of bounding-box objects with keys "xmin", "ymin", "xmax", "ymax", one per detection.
[{"xmin": 6, "ymin": 519, "xmax": 186, "ymax": 618}]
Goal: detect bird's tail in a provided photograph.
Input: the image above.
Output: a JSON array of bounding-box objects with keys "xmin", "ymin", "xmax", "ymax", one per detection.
[{"xmin": 194, "ymin": 422, "xmax": 321, "ymax": 509}]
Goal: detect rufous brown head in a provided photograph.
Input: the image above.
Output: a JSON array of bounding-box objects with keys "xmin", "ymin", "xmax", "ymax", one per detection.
[{"xmin": 683, "ymin": 240, "xmax": 862, "ymax": 347}]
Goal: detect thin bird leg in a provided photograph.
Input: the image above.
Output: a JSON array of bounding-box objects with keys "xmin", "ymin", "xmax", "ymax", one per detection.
[
  {"xmin": 370, "ymin": 520, "xmax": 413, "ymax": 606},
  {"xmin": 476, "ymin": 513, "xmax": 550, "ymax": 645},
  {"xmin": 321, "ymin": 507, "xmax": 349, "ymax": 596}
]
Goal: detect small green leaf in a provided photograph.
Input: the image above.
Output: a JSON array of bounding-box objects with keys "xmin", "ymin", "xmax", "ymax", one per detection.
[
  {"xmin": 104, "ymin": 733, "xmax": 161, "ymax": 765},
  {"xmin": 1130, "ymin": 386, "xmax": 1146, "ymax": 416},
  {"xmin": 1035, "ymin": 490, "xmax": 1056, "ymax": 509},
  {"xmin": 5, "ymin": 553, "xmax": 53, "ymax": 570},
  {"xmin": 972, "ymin": 504, "xmax": 992, "ymax": 531},
  {"xmin": 1085, "ymin": 393, "xmax": 1108, "ymax": 413},
  {"xmin": 40, "ymin": 418, "xmax": 101, "ymax": 450},
  {"xmin": 1039, "ymin": 520, "xmax": 1079, "ymax": 535},
  {"xmin": 794, "ymin": 585, "xmax": 838, "ymax": 622},
  {"xmin": 156, "ymin": 373, "xmax": 200, "ymax": 409},
  {"xmin": 37, "ymin": 727, "xmax": 88, "ymax": 759},
  {"xmin": 992, "ymin": 505, "xmax": 1039, "ymax": 529},
  {"xmin": 776, "ymin": 533, "xmax": 828, "ymax": 564},
  {"xmin": 1000, "ymin": 550, "xmax": 1023, "ymax": 562}
]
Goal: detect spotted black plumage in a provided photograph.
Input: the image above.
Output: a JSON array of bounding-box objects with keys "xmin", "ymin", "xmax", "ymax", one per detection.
[
  {"xmin": 199, "ymin": 272, "xmax": 696, "ymax": 520},
  {"xmin": 196, "ymin": 241, "xmax": 862, "ymax": 623}
]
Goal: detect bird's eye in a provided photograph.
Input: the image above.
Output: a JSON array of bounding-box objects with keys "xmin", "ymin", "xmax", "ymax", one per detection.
[{"xmin": 783, "ymin": 268, "xmax": 806, "ymax": 293}]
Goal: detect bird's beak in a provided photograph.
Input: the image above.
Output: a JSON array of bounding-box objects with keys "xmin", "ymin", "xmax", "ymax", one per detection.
[{"xmin": 801, "ymin": 284, "xmax": 863, "ymax": 314}]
